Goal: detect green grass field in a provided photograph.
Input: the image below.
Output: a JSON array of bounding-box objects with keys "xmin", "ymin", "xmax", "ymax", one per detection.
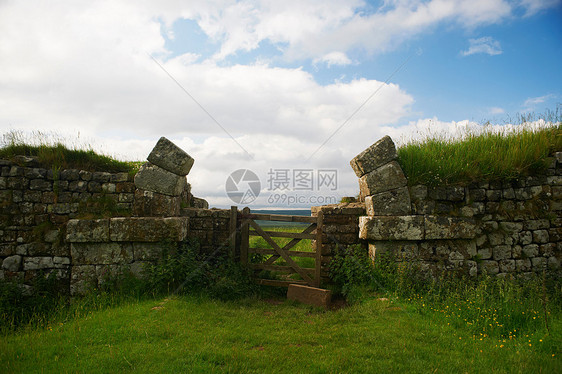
[{"xmin": 1, "ymin": 295, "xmax": 559, "ymax": 373}]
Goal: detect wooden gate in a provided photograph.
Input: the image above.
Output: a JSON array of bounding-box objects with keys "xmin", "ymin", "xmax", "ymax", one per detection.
[{"xmin": 229, "ymin": 207, "xmax": 324, "ymax": 287}]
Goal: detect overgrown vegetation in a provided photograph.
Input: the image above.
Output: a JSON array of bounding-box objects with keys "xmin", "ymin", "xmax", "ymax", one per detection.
[
  {"xmin": 0, "ymin": 272, "xmax": 64, "ymax": 331},
  {"xmin": 329, "ymin": 245, "xmax": 561, "ymax": 354},
  {"xmin": 0, "ymin": 240, "xmax": 260, "ymax": 333},
  {"xmin": 0, "ymin": 130, "xmax": 142, "ymax": 173},
  {"xmin": 397, "ymin": 108, "xmax": 562, "ymax": 186}
]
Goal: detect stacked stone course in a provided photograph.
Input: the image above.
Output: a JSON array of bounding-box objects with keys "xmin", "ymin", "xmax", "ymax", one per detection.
[
  {"xmin": 1, "ymin": 138, "xmax": 227, "ymax": 296},
  {"xmin": 0, "ymin": 157, "xmax": 136, "ymax": 291},
  {"xmin": 349, "ymin": 136, "xmax": 561, "ymax": 278}
]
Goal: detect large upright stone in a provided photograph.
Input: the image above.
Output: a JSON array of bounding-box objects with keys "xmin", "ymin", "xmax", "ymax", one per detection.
[
  {"xmin": 147, "ymin": 137, "xmax": 194, "ymax": 176},
  {"xmin": 358, "ymin": 161, "xmax": 407, "ymax": 198},
  {"xmin": 133, "ymin": 189, "xmax": 181, "ymax": 217},
  {"xmin": 134, "ymin": 162, "xmax": 187, "ymax": 196},
  {"xmin": 350, "ymin": 136, "xmax": 397, "ymax": 177},
  {"xmin": 365, "ymin": 187, "xmax": 411, "ymax": 216}
]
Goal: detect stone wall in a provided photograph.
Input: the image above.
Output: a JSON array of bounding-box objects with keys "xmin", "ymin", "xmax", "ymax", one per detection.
[
  {"xmin": 0, "ymin": 138, "xmax": 230, "ymax": 296},
  {"xmin": 311, "ymin": 203, "xmax": 365, "ymax": 282},
  {"xmin": 350, "ymin": 136, "xmax": 562, "ymax": 278},
  {"xmin": 0, "ymin": 157, "xmax": 136, "ymax": 292}
]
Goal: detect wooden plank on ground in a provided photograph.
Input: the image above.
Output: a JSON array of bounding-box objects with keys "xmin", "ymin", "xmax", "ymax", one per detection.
[
  {"xmin": 256, "ymin": 279, "xmax": 308, "ymax": 287},
  {"xmin": 287, "ymin": 284, "xmax": 332, "ymax": 308}
]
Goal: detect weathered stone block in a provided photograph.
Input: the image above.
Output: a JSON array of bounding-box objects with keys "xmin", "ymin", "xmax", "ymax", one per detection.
[
  {"xmin": 409, "ymin": 185, "xmax": 428, "ymax": 201},
  {"xmin": 133, "ymin": 242, "xmax": 167, "ymax": 261},
  {"xmin": 92, "ymin": 172, "xmax": 111, "ymax": 183},
  {"xmin": 287, "ymin": 284, "xmax": 332, "ymax": 308},
  {"xmin": 365, "ymin": 187, "xmax": 411, "ymax": 216},
  {"xmin": 192, "ymin": 197, "xmax": 209, "ymax": 209},
  {"xmin": 359, "ymin": 215, "xmax": 424, "ymax": 240},
  {"xmin": 71, "ymin": 243, "xmax": 133, "ymax": 265},
  {"xmin": 133, "ymin": 189, "xmax": 180, "ymax": 217},
  {"xmin": 499, "ymin": 222, "xmax": 523, "ymax": 233},
  {"xmin": 478, "ymin": 247, "xmax": 492, "ymax": 260},
  {"xmin": 531, "ymin": 257, "xmax": 547, "ymax": 270},
  {"xmin": 524, "ymin": 219, "xmax": 550, "ymax": 230},
  {"xmin": 358, "ymin": 161, "xmax": 407, "ymax": 198},
  {"xmin": 480, "ymin": 260, "xmax": 499, "ymax": 275},
  {"xmin": 425, "ymin": 216, "xmax": 476, "ymax": 239},
  {"xmin": 2, "ymin": 255, "xmax": 22, "ymax": 271},
  {"xmin": 29, "ymin": 179, "xmax": 51, "ymax": 191},
  {"xmin": 532, "ymin": 230, "xmax": 549, "ymax": 243},
  {"xmin": 522, "ymin": 244, "xmax": 539, "ymax": 257},
  {"xmin": 23, "ymin": 257, "xmax": 54, "ymax": 270},
  {"xmin": 350, "ymin": 136, "xmax": 397, "ymax": 177},
  {"xmin": 499, "ymin": 259, "xmax": 515, "ymax": 273},
  {"xmin": 493, "ymin": 245, "xmax": 511, "ymax": 261},
  {"xmin": 109, "ymin": 217, "xmax": 188, "ymax": 242},
  {"xmin": 66, "ymin": 219, "xmax": 110, "ymax": 242},
  {"xmin": 134, "ymin": 162, "xmax": 187, "ymax": 196},
  {"xmin": 70, "ymin": 265, "xmax": 96, "ymax": 296},
  {"xmin": 516, "ymin": 258, "xmax": 532, "ymax": 272},
  {"xmin": 369, "ymin": 241, "xmax": 418, "ymax": 261},
  {"xmin": 110, "ymin": 173, "xmax": 129, "ymax": 183},
  {"xmin": 428, "ymin": 186, "xmax": 465, "ymax": 202},
  {"xmin": 147, "ymin": 137, "xmax": 194, "ymax": 176}
]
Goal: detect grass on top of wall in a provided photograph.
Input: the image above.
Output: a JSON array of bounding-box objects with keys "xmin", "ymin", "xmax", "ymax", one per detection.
[
  {"xmin": 0, "ymin": 130, "xmax": 142, "ymax": 174},
  {"xmin": 397, "ymin": 110, "xmax": 562, "ymax": 186}
]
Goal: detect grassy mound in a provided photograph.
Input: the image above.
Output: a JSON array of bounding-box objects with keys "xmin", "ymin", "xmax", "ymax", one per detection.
[
  {"xmin": 397, "ymin": 111, "xmax": 561, "ymax": 186},
  {"xmin": 0, "ymin": 130, "xmax": 141, "ymax": 173}
]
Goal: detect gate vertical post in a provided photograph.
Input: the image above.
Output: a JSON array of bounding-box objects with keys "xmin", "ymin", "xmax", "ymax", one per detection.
[
  {"xmin": 229, "ymin": 206, "xmax": 238, "ymax": 260},
  {"xmin": 240, "ymin": 207, "xmax": 250, "ymax": 265},
  {"xmin": 314, "ymin": 210, "xmax": 323, "ymax": 287}
]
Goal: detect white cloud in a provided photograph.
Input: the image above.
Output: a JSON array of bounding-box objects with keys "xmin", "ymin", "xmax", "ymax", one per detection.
[
  {"xmin": 461, "ymin": 36, "xmax": 503, "ymax": 56},
  {"xmin": 522, "ymin": 94, "xmax": 556, "ymax": 111},
  {"xmin": 176, "ymin": 0, "xmax": 514, "ymax": 61},
  {"xmin": 313, "ymin": 52, "xmax": 353, "ymax": 67},
  {"xmin": 519, "ymin": 0, "xmax": 561, "ymax": 16},
  {"xmin": 489, "ymin": 107, "xmax": 506, "ymax": 115},
  {"xmin": 0, "ymin": 0, "xmax": 415, "ymax": 207}
]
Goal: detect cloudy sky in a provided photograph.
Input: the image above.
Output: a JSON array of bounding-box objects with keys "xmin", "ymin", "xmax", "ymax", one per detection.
[{"xmin": 1, "ymin": 0, "xmax": 561, "ymax": 208}]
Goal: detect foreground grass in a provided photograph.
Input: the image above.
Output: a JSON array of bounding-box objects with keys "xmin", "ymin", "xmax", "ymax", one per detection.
[
  {"xmin": 1, "ymin": 295, "xmax": 559, "ymax": 373},
  {"xmin": 397, "ymin": 116, "xmax": 561, "ymax": 186}
]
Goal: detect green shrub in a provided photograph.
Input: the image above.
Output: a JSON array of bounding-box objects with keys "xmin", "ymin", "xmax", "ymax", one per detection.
[
  {"xmin": 142, "ymin": 239, "xmax": 259, "ymax": 299},
  {"xmin": 0, "ymin": 272, "xmax": 65, "ymax": 332},
  {"xmin": 328, "ymin": 244, "xmax": 374, "ymax": 302}
]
